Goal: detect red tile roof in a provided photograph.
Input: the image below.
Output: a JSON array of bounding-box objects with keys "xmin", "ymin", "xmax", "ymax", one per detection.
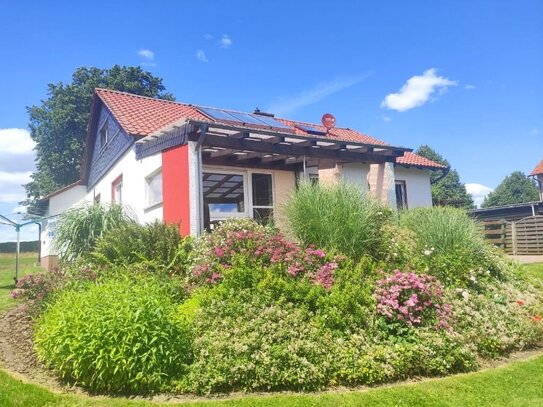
[
  {"xmin": 95, "ymin": 88, "xmax": 208, "ymax": 136},
  {"xmin": 94, "ymin": 88, "xmax": 443, "ymax": 170},
  {"xmin": 396, "ymin": 152, "xmax": 447, "ymax": 170},
  {"xmin": 531, "ymin": 160, "xmax": 543, "ymax": 176}
]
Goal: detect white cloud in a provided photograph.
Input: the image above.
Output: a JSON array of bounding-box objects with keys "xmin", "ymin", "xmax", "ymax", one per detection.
[
  {"xmin": 382, "ymin": 115, "xmax": 392, "ymax": 122},
  {"xmin": 465, "ymin": 183, "xmax": 493, "ymax": 208},
  {"xmin": 204, "ymin": 33, "xmax": 214, "ymax": 40},
  {"xmin": 0, "ymin": 128, "xmax": 35, "ymax": 154},
  {"xmin": 268, "ymin": 72, "xmax": 373, "ymax": 116},
  {"xmin": 464, "ymin": 84, "xmax": 476, "ymax": 90},
  {"xmin": 381, "ymin": 68, "xmax": 457, "ymax": 112},
  {"xmin": 196, "ymin": 50, "xmax": 208, "ymax": 63},
  {"xmin": 137, "ymin": 49, "xmax": 155, "ymax": 60},
  {"xmin": 0, "ymin": 171, "xmax": 32, "ymax": 203},
  {"xmin": 220, "ymin": 34, "xmax": 232, "ymax": 48}
]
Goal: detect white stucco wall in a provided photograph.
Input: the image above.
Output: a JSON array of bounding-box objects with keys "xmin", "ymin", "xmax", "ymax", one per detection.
[
  {"xmin": 341, "ymin": 163, "xmax": 371, "ymax": 192},
  {"xmin": 41, "ymin": 185, "xmax": 88, "ymax": 258},
  {"xmin": 87, "ymin": 148, "xmax": 163, "ymax": 223},
  {"xmin": 394, "ymin": 166, "xmax": 433, "ymax": 208},
  {"xmin": 41, "ymin": 147, "xmax": 163, "ymax": 260}
]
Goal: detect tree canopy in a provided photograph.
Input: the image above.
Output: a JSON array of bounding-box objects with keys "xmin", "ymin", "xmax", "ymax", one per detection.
[
  {"xmin": 25, "ymin": 65, "xmax": 174, "ymax": 203},
  {"xmin": 481, "ymin": 171, "xmax": 539, "ymax": 208},
  {"xmin": 415, "ymin": 145, "xmax": 474, "ymax": 209}
]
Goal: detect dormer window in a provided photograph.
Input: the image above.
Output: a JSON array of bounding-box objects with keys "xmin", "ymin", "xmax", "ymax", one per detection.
[{"xmin": 100, "ymin": 120, "xmax": 109, "ymax": 148}]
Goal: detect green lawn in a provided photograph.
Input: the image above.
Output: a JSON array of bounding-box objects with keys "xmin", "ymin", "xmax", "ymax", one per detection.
[
  {"xmin": 0, "ymin": 252, "xmax": 42, "ymax": 314},
  {"xmin": 0, "ymin": 261, "xmax": 541, "ymax": 407},
  {"xmin": 522, "ymin": 262, "xmax": 543, "ymax": 291}
]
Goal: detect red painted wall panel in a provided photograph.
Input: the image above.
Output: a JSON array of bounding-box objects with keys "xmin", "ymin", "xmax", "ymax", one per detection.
[{"xmin": 162, "ymin": 145, "xmax": 190, "ymax": 235}]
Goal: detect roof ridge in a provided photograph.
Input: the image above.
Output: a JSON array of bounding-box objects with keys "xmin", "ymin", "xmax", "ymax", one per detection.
[{"xmin": 94, "ymin": 87, "xmax": 190, "ymax": 107}]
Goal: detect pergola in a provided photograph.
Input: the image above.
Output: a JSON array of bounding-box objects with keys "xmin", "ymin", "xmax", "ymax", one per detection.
[{"xmin": 136, "ymin": 119, "xmax": 412, "ymax": 171}]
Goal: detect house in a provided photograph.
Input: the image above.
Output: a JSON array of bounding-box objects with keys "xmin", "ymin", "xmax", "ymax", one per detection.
[
  {"xmin": 530, "ymin": 159, "xmax": 543, "ymax": 200},
  {"xmin": 37, "ymin": 88, "xmax": 446, "ymax": 270}
]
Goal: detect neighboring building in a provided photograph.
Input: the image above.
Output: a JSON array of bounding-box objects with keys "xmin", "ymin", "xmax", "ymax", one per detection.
[
  {"xmin": 37, "ymin": 88, "xmax": 445, "ymax": 269},
  {"xmin": 471, "ymin": 201, "xmax": 543, "ymax": 222},
  {"xmin": 530, "ymin": 159, "xmax": 543, "ymax": 200}
]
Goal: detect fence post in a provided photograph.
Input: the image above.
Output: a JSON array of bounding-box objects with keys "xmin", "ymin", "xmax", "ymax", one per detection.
[
  {"xmin": 511, "ymin": 221, "xmax": 517, "ymax": 255},
  {"xmin": 500, "ymin": 220, "xmax": 505, "ymax": 250}
]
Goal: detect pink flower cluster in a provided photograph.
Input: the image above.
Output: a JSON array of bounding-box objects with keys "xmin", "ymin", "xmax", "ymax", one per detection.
[
  {"xmin": 375, "ymin": 270, "xmax": 451, "ymax": 329},
  {"xmin": 193, "ymin": 226, "xmax": 340, "ymax": 289},
  {"xmin": 10, "ymin": 273, "xmax": 51, "ymax": 302}
]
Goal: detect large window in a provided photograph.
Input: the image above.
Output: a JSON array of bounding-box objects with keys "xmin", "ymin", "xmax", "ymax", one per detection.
[
  {"xmin": 395, "ymin": 180, "xmax": 408, "ymax": 210},
  {"xmin": 146, "ymin": 169, "xmax": 163, "ymax": 208},
  {"xmin": 202, "ymin": 170, "xmax": 274, "ymax": 227}
]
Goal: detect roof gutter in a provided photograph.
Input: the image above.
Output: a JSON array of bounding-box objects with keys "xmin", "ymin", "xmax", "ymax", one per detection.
[{"xmin": 431, "ymin": 166, "xmax": 450, "ymax": 184}]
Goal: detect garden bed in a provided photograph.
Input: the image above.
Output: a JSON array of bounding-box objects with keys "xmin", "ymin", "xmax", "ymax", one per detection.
[
  {"xmin": 6, "ymin": 185, "xmax": 543, "ymax": 399},
  {"xmin": 0, "ymin": 303, "xmax": 541, "ymax": 404}
]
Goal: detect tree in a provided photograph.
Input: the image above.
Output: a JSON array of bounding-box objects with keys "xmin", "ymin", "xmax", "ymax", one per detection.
[
  {"xmin": 415, "ymin": 145, "xmax": 474, "ymax": 209},
  {"xmin": 481, "ymin": 171, "xmax": 539, "ymax": 208},
  {"xmin": 25, "ymin": 66, "xmax": 174, "ymax": 202}
]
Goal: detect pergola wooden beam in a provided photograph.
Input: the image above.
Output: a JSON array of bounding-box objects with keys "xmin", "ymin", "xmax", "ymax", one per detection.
[
  {"xmin": 190, "ymin": 133, "xmax": 394, "ymax": 163},
  {"xmin": 204, "ymin": 174, "xmax": 236, "ymax": 195}
]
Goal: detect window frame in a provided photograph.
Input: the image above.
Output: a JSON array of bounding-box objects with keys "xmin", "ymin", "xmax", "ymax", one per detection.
[
  {"xmin": 145, "ymin": 168, "xmax": 163, "ymax": 211},
  {"xmin": 99, "ymin": 119, "xmax": 109, "ymax": 150},
  {"xmin": 202, "ymin": 167, "xmax": 275, "ymax": 224},
  {"xmin": 395, "ymin": 180, "xmax": 408, "ymax": 210},
  {"xmin": 111, "ymin": 174, "xmax": 123, "ymax": 204}
]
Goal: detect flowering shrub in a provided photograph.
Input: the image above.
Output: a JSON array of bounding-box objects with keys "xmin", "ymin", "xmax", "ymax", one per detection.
[
  {"xmin": 10, "ymin": 271, "xmax": 63, "ymax": 306},
  {"xmin": 448, "ymin": 282, "xmax": 543, "ymax": 358},
  {"xmin": 191, "ymin": 219, "xmax": 342, "ymax": 289},
  {"xmin": 375, "ymin": 271, "xmax": 451, "ymax": 329}
]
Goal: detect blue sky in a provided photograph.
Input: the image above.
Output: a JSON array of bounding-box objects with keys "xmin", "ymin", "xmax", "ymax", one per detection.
[{"xmin": 0, "ymin": 0, "xmax": 542, "ymax": 241}]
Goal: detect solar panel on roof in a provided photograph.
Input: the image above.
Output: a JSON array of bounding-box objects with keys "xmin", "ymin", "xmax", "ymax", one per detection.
[
  {"xmin": 227, "ymin": 111, "xmax": 270, "ymax": 126},
  {"xmin": 295, "ymin": 124, "xmax": 327, "ymax": 136},
  {"xmin": 252, "ymin": 114, "xmax": 291, "ymax": 129},
  {"xmin": 198, "ymin": 106, "xmax": 291, "ymax": 130},
  {"xmin": 198, "ymin": 107, "xmax": 238, "ymax": 122}
]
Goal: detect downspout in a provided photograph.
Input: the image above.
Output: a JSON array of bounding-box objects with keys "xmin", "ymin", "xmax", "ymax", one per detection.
[
  {"xmin": 530, "ymin": 175, "xmax": 542, "ymax": 201},
  {"xmin": 194, "ymin": 124, "xmax": 208, "ymax": 236},
  {"xmin": 431, "ymin": 166, "xmax": 450, "ymax": 184}
]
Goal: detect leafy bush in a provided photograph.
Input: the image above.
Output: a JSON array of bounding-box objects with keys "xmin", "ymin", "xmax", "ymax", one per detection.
[
  {"xmin": 92, "ymin": 221, "xmax": 193, "ymax": 275},
  {"xmin": 34, "ymin": 274, "xmax": 188, "ymax": 394},
  {"xmin": 285, "ymin": 181, "xmax": 391, "ymax": 260},
  {"xmin": 398, "ymin": 207, "xmax": 502, "ymax": 286},
  {"xmin": 375, "ymin": 271, "xmax": 451, "ymax": 330},
  {"xmin": 54, "ymin": 203, "xmax": 135, "ymax": 261},
  {"xmin": 177, "ymin": 295, "xmax": 336, "ymax": 394},
  {"xmin": 335, "ymin": 329, "xmax": 477, "ymax": 385}
]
